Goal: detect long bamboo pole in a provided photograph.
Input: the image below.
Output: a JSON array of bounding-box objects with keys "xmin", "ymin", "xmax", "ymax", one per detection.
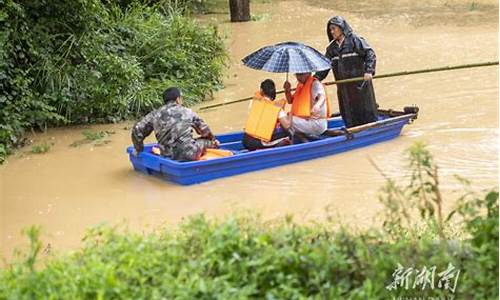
[
  {"xmin": 323, "ymin": 111, "xmax": 418, "ymax": 137},
  {"xmin": 198, "ymin": 61, "xmax": 498, "ymax": 111}
]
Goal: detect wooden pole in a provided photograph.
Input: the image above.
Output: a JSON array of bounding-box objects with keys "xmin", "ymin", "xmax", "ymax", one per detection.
[
  {"xmin": 346, "ymin": 113, "xmax": 418, "ymax": 134},
  {"xmin": 198, "ymin": 61, "xmax": 498, "ymax": 111},
  {"xmin": 323, "ymin": 111, "xmax": 419, "ymax": 138},
  {"xmin": 229, "ymin": 0, "xmax": 250, "ymax": 22},
  {"xmin": 325, "ymin": 61, "xmax": 499, "ymax": 87}
]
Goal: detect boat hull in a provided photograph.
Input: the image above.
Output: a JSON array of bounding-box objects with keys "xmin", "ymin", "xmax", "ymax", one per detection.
[{"xmin": 127, "ymin": 113, "xmax": 415, "ymax": 185}]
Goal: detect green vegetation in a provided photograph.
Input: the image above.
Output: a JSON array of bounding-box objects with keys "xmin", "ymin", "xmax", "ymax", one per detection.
[
  {"xmin": 250, "ymin": 13, "xmax": 270, "ymax": 21},
  {"xmin": 0, "ymin": 144, "xmax": 497, "ymax": 299},
  {"xmin": 470, "ymin": 1, "xmax": 479, "ymax": 11},
  {"xmin": 374, "ymin": 141, "xmax": 448, "ymax": 239},
  {"xmin": 185, "ymin": 0, "xmax": 228, "ymax": 14},
  {"xmin": 0, "ymin": 0, "xmax": 228, "ymax": 162},
  {"xmin": 0, "ymin": 144, "xmax": 7, "ymax": 163},
  {"xmin": 30, "ymin": 142, "xmax": 52, "ymax": 154},
  {"xmin": 69, "ymin": 130, "xmax": 115, "ymax": 147}
]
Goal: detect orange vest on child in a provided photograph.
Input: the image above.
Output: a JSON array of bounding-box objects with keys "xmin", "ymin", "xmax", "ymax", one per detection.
[
  {"xmin": 291, "ymin": 76, "xmax": 331, "ymax": 118},
  {"xmin": 244, "ymin": 92, "xmax": 286, "ymax": 142}
]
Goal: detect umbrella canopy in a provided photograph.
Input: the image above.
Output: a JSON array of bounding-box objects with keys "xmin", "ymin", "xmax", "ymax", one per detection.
[{"xmin": 241, "ymin": 42, "xmax": 331, "ymax": 73}]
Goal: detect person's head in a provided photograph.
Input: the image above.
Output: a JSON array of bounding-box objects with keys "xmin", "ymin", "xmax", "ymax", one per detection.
[
  {"xmin": 163, "ymin": 87, "xmax": 182, "ymax": 105},
  {"xmin": 329, "ymin": 24, "xmax": 343, "ymax": 41},
  {"xmin": 295, "ymin": 72, "xmax": 311, "ymax": 84},
  {"xmin": 260, "ymin": 79, "xmax": 276, "ymax": 100},
  {"xmin": 326, "ymin": 16, "xmax": 351, "ymax": 42}
]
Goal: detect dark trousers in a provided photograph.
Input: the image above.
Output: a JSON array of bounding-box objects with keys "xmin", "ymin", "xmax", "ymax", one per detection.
[{"xmin": 242, "ymin": 131, "xmax": 289, "ymax": 151}]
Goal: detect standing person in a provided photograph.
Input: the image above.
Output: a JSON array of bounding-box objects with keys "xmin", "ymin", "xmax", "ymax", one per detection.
[
  {"xmin": 315, "ymin": 16, "xmax": 378, "ymax": 128},
  {"xmin": 283, "ymin": 72, "xmax": 331, "ymax": 137},
  {"xmin": 131, "ymin": 87, "xmax": 219, "ymax": 161}
]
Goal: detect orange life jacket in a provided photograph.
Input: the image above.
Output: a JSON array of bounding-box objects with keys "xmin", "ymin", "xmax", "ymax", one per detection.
[
  {"xmin": 151, "ymin": 146, "xmax": 233, "ymax": 160},
  {"xmin": 199, "ymin": 148, "xmax": 233, "ymax": 160},
  {"xmin": 244, "ymin": 91, "xmax": 286, "ymax": 142},
  {"xmin": 291, "ymin": 76, "xmax": 331, "ymax": 118},
  {"xmin": 252, "ymin": 91, "xmax": 286, "ymax": 109}
]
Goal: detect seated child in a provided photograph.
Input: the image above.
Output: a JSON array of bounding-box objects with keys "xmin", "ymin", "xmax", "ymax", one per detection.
[{"xmin": 242, "ymin": 79, "xmax": 292, "ymax": 151}]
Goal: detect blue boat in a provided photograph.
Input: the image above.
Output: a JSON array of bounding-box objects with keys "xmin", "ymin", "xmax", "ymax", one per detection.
[{"xmin": 127, "ymin": 108, "xmax": 418, "ymax": 185}]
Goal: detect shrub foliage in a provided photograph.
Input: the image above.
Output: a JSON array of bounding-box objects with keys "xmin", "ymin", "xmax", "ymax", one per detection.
[{"xmin": 0, "ymin": 0, "xmax": 227, "ymax": 162}]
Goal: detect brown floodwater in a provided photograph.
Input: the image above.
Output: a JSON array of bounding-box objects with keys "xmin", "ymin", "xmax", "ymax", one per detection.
[{"xmin": 1, "ymin": 0, "xmax": 498, "ymax": 262}]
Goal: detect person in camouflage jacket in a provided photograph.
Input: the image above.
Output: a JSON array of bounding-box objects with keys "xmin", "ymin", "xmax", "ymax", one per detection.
[{"xmin": 131, "ymin": 87, "xmax": 219, "ymax": 161}]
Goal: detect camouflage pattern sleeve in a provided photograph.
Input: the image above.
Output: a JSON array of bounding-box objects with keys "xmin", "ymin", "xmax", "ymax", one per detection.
[
  {"xmin": 190, "ymin": 109, "xmax": 214, "ymax": 140},
  {"xmin": 131, "ymin": 111, "xmax": 155, "ymax": 152}
]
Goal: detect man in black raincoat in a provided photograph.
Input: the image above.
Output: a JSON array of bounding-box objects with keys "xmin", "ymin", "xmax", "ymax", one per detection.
[{"xmin": 315, "ymin": 16, "xmax": 378, "ymax": 128}]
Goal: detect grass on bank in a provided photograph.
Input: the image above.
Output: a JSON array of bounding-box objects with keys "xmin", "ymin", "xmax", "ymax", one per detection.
[
  {"xmin": 69, "ymin": 130, "xmax": 116, "ymax": 148},
  {"xmin": 30, "ymin": 142, "xmax": 52, "ymax": 154},
  {"xmin": 0, "ymin": 146, "xmax": 497, "ymax": 299}
]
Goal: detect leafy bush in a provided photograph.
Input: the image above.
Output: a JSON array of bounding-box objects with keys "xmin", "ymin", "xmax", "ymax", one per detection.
[
  {"xmin": 69, "ymin": 130, "xmax": 115, "ymax": 147},
  {"xmin": 0, "ymin": 144, "xmax": 498, "ymax": 299},
  {"xmin": 30, "ymin": 142, "xmax": 52, "ymax": 154},
  {"xmin": 375, "ymin": 142, "xmax": 448, "ymax": 239},
  {"xmin": 104, "ymin": 0, "xmax": 226, "ymax": 14},
  {"xmin": 0, "ymin": 0, "xmax": 227, "ymax": 162},
  {"xmin": 373, "ymin": 142, "xmax": 499, "ymax": 298},
  {"xmin": 453, "ymin": 187, "xmax": 499, "ymax": 298},
  {"xmin": 0, "ymin": 199, "xmax": 497, "ymax": 299}
]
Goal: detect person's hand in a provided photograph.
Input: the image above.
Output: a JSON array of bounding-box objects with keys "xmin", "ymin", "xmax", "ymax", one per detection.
[
  {"xmin": 213, "ymin": 139, "xmax": 220, "ymax": 148},
  {"xmin": 310, "ymin": 110, "xmax": 322, "ymax": 120},
  {"xmin": 132, "ymin": 149, "xmax": 140, "ymax": 157},
  {"xmin": 283, "ymin": 81, "xmax": 291, "ymax": 92},
  {"xmin": 310, "ymin": 103, "xmax": 322, "ymax": 119},
  {"xmin": 363, "ymin": 73, "xmax": 373, "ymax": 81}
]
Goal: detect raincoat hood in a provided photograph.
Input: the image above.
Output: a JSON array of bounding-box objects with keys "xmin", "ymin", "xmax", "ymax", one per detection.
[{"xmin": 326, "ymin": 16, "xmax": 353, "ymax": 42}]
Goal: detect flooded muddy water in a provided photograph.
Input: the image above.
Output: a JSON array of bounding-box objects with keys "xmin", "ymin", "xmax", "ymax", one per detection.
[{"xmin": 1, "ymin": 0, "xmax": 498, "ymax": 262}]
